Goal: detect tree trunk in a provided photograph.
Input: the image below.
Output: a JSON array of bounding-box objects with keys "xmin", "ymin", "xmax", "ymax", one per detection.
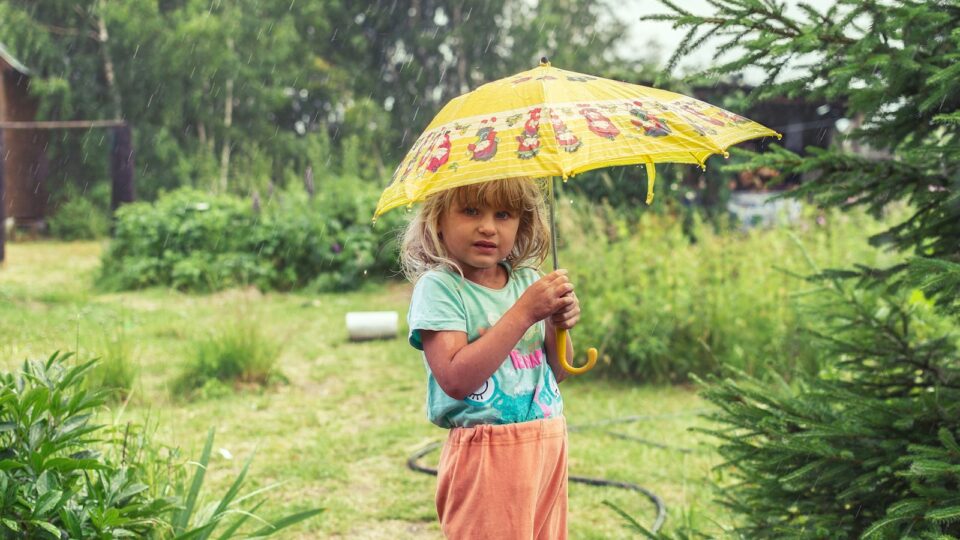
[
  {"xmin": 218, "ymin": 38, "xmax": 235, "ymax": 194},
  {"xmin": 110, "ymin": 124, "xmax": 135, "ymax": 213},
  {"xmin": 97, "ymin": 0, "xmax": 123, "ymax": 120},
  {"xmin": 453, "ymin": 3, "xmax": 469, "ymax": 95}
]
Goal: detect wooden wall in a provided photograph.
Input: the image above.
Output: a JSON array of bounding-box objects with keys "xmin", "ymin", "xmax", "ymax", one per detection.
[{"xmin": 2, "ymin": 68, "xmax": 47, "ymax": 225}]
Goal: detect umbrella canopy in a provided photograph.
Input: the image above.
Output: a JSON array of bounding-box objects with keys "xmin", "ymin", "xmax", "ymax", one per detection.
[{"xmin": 375, "ymin": 59, "xmax": 779, "ymax": 218}]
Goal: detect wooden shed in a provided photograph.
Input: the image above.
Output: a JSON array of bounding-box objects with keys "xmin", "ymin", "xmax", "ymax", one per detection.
[{"xmin": 1, "ymin": 43, "xmax": 48, "ymax": 230}]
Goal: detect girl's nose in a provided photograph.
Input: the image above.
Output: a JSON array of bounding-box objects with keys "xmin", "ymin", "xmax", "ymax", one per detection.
[{"xmin": 477, "ymin": 213, "xmax": 496, "ymax": 235}]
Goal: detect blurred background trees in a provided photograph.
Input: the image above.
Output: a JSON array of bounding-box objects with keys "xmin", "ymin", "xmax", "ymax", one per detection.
[{"xmin": 0, "ymin": 0, "xmax": 650, "ymax": 203}]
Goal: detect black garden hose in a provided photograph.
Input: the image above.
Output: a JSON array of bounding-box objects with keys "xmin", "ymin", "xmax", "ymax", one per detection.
[{"xmin": 406, "ymin": 411, "xmax": 707, "ymax": 534}]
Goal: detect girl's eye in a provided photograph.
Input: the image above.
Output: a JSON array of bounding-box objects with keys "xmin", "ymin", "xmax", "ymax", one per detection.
[
  {"xmin": 463, "ymin": 207, "xmax": 479, "ymax": 216},
  {"xmin": 495, "ymin": 210, "xmax": 511, "ymax": 219}
]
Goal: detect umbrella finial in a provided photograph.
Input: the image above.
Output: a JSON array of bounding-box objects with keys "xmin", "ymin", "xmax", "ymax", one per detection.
[{"xmin": 539, "ymin": 56, "xmax": 550, "ymax": 67}]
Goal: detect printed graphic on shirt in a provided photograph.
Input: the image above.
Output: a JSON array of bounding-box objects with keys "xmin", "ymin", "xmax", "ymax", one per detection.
[
  {"xmin": 463, "ymin": 369, "xmax": 561, "ymax": 422},
  {"xmin": 464, "ymin": 377, "xmax": 498, "ymax": 405},
  {"xmin": 485, "ymin": 310, "xmax": 545, "ymax": 371},
  {"xmin": 510, "ymin": 321, "xmax": 545, "ymax": 370},
  {"xmin": 533, "ymin": 372, "xmax": 562, "ymax": 418},
  {"xmin": 510, "ymin": 348, "xmax": 544, "ymax": 369}
]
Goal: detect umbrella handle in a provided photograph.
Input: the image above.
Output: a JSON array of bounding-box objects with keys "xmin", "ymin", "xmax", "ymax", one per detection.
[{"xmin": 556, "ymin": 328, "xmax": 597, "ymax": 375}]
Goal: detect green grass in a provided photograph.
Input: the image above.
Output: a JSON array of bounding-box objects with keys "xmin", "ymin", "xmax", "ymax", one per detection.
[{"xmin": 0, "ymin": 240, "xmax": 725, "ymax": 538}]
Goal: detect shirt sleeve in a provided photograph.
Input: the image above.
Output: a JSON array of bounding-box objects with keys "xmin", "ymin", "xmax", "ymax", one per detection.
[{"xmin": 407, "ymin": 271, "xmax": 468, "ymax": 350}]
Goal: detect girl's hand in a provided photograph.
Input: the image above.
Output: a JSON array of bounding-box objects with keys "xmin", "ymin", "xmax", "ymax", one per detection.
[
  {"xmin": 551, "ymin": 290, "xmax": 580, "ymax": 330},
  {"xmin": 516, "ymin": 270, "xmax": 576, "ymax": 325}
]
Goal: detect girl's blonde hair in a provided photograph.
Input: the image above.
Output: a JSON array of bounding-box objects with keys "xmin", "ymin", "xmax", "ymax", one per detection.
[{"xmin": 400, "ymin": 178, "xmax": 551, "ymax": 282}]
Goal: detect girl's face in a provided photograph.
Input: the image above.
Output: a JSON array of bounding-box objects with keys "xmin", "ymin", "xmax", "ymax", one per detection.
[{"xmin": 438, "ymin": 198, "xmax": 520, "ymax": 282}]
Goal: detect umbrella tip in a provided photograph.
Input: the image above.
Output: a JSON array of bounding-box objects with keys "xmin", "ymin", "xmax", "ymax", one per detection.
[{"xmin": 539, "ymin": 56, "xmax": 550, "ymax": 67}]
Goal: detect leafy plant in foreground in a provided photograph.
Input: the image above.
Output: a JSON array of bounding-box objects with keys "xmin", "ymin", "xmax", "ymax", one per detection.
[
  {"xmin": 0, "ymin": 352, "xmax": 172, "ymax": 537},
  {"xmin": 0, "ymin": 352, "xmax": 322, "ymax": 538}
]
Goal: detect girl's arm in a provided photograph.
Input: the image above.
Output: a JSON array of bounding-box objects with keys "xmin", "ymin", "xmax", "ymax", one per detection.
[{"xmin": 421, "ymin": 270, "xmax": 574, "ymax": 400}]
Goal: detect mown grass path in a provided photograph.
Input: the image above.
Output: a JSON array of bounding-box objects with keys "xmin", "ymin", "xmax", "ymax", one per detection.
[{"xmin": 0, "ymin": 241, "xmax": 724, "ymax": 538}]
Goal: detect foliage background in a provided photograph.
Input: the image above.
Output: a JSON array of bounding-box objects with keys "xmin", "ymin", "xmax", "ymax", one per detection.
[{"xmin": 0, "ymin": 0, "xmax": 655, "ymax": 206}]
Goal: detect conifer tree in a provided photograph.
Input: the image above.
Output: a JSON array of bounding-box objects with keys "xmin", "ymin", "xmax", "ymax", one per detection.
[{"xmin": 647, "ymin": 1, "xmax": 960, "ymax": 537}]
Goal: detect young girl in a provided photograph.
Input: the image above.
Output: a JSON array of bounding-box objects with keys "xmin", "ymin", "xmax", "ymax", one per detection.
[{"xmin": 402, "ymin": 177, "xmax": 580, "ymax": 539}]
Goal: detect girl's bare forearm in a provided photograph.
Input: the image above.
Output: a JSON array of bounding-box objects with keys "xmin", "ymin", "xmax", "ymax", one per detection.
[
  {"xmin": 443, "ymin": 305, "xmax": 536, "ymax": 399},
  {"xmin": 447, "ymin": 307, "xmax": 532, "ymax": 388}
]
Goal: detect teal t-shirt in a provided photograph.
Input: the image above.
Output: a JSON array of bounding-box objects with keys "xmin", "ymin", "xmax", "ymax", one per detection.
[{"xmin": 408, "ymin": 265, "xmax": 564, "ymax": 428}]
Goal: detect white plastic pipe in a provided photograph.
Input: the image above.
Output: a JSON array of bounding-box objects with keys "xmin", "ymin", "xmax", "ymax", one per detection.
[{"xmin": 345, "ymin": 311, "xmax": 399, "ymax": 341}]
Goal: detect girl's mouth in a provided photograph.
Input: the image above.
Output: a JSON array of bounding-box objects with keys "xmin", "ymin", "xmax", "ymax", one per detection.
[{"xmin": 474, "ymin": 241, "xmax": 497, "ymax": 250}]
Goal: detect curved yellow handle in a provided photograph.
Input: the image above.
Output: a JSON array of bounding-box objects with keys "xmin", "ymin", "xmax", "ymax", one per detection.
[{"xmin": 556, "ymin": 328, "xmax": 598, "ymax": 375}]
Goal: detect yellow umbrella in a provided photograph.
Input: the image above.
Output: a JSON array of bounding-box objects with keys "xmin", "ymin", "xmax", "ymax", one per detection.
[{"xmin": 376, "ymin": 58, "xmax": 780, "ymax": 374}]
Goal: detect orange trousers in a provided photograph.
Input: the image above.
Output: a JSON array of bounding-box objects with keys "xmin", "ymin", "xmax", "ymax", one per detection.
[{"xmin": 436, "ymin": 416, "xmax": 568, "ymax": 539}]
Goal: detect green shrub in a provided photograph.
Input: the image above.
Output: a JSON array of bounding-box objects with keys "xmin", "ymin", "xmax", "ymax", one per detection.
[
  {"xmin": 98, "ymin": 181, "xmax": 405, "ymax": 293},
  {"xmin": 0, "ymin": 352, "xmax": 321, "ymax": 537},
  {"xmin": 561, "ymin": 201, "xmax": 902, "ymax": 383},
  {"xmin": 47, "ymin": 196, "xmax": 111, "ymax": 240},
  {"xmin": 174, "ymin": 315, "xmax": 282, "ymax": 397},
  {"xmin": 0, "ymin": 352, "xmax": 173, "ymax": 537},
  {"xmin": 98, "ymin": 188, "xmax": 266, "ymax": 291}
]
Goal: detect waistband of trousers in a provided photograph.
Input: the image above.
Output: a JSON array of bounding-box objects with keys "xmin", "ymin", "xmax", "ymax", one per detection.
[{"xmin": 446, "ymin": 415, "xmax": 566, "ymax": 446}]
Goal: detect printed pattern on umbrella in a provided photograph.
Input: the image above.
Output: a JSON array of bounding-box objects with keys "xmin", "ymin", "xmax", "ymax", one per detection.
[
  {"xmin": 425, "ymin": 131, "xmax": 452, "ymax": 172},
  {"xmin": 467, "ymin": 117, "xmax": 499, "ymax": 161},
  {"xmin": 516, "ymin": 108, "xmax": 542, "ymax": 159},
  {"xmin": 394, "ymin": 132, "xmax": 430, "ymax": 184},
  {"xmin": 548, "ymin": 109, "xmax": 582, "ymax": 152},
  {"xmin": 578, "ymin": 104, "xmax": 620, "ymax": 140},
  {"xmin": 656, "ymin": 98, "xmax": 743, "ymax": 136},
  {"xmin": 628, "ymin": 101, "xmax": 671, "ymax": 137}
]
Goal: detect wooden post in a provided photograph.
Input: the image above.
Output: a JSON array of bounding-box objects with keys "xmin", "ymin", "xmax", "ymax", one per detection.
[
  {"xmin": 0, "ymin": 128, "xmax": 5, "ymax": 264},
  {"xmin": 110, "ymin": 123, "xmax": 135, "ymax": 213}
]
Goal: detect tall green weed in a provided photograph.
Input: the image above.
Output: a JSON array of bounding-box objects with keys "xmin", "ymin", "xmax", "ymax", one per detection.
[
  {"xmin": 174, "ymin": 314, "xmax": 283, "ymax": 398},
  {"xmin": 85, "ymin": 325, "xmax": 139, "ymax": 402},
  {"xmin": 47, "ymin": 197, "xmax": 111, "ymax": 240}
]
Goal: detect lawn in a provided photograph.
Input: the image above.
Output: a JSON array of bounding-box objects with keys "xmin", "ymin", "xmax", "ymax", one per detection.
[{"xmin": 0, "ymin": 241, "xmax": 725, "ymax": 539}]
